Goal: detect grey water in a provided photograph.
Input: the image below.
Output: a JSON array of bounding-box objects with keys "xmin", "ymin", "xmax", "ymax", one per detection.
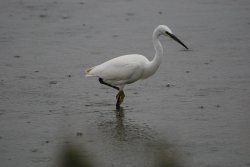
[{"xmin": 0, "ymin": 0, "xmax": 250, "ymax": 166}]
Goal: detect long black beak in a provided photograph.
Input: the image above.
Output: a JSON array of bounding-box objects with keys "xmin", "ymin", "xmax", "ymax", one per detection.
[{"xmin": 166, "ymin": 31, "xmax": 188, "ymax": 50}]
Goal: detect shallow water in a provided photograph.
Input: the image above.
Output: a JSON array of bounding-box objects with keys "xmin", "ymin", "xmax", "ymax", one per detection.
[{"xmin": 0, "ymin": 0, "xmax": 250, "ymax": 166}]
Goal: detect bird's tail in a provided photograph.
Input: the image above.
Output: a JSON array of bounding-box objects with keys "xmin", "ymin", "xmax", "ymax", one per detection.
[{"xmin": 85, "ymin": 67, "xmax": 94, "ymax": 77}]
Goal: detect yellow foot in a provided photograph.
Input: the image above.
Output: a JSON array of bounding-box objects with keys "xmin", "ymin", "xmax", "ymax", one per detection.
[{"xmin": 116, "ymin": 91, "xmax": 125, "ymax": 107}]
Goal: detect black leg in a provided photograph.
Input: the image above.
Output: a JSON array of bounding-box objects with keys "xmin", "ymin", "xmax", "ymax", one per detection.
[
  {"xmin": 98, "ymin": 78, "xmax": 119, "ymax": 90},
  {"xmin": 116, "ymin": 94, "xmax": 121, "ymax": 109},
  {"xmin": 116, "ymin": 99, "xmax": 120, "ymax": 108}
]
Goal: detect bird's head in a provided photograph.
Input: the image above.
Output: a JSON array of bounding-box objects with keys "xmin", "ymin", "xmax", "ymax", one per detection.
[
  {"xmin": 156, "ymin": 25, "xmax": 189, "ymax": 50},
  {"xmin": 158, "ymin": 25, "xmax": 173, "ymax": 35}
]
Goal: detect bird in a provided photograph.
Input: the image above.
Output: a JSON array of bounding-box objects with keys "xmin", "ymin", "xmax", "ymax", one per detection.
[{"xmin": 85, "ymin": 25, "xmax": 188, "ymax": 108}]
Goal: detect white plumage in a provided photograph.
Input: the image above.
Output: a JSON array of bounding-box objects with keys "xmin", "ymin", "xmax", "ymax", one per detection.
[
  {"xmin": 85, "ymin": 25, "xmax": 188, "ymax": 108},
  {"xmin": 86, "ymin": 54, "xmax": 149, "ymax": 85}
]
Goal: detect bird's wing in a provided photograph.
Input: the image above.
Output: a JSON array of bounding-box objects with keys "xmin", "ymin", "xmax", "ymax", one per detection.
[{"xmin": 86, "ymin": 55, "xmax": 147, "ymax": 84}]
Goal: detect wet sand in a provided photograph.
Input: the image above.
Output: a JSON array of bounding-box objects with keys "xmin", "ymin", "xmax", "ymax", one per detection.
[{"xmin": 0, "ymin": 0, "xmax": 250, "ymax": 166}]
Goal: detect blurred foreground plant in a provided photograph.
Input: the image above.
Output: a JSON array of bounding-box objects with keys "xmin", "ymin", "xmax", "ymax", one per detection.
[
  {"xmin": 57, "ymin": 141, "xmax": 184, "ymax": 167},
  {"xmin": 59, "ymin": 143, "xmax": 94, "ymax": 167},
  {"xmin": 154, "ymin": 150, "xmax": 182, "ymax": 167}
]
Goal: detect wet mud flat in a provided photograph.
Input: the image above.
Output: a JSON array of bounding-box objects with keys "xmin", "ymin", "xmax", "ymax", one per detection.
[{"xmin": 0, "ymin": 0, "xmax": 250, "ymax": 166}]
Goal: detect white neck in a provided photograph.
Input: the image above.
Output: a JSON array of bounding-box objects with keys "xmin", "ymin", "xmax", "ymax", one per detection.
[{"xmin": 143, "ymin": 28, "xmax": 163, "ymax": 79}]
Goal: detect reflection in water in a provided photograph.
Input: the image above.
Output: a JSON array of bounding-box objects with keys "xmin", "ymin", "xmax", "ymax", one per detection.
[
  {"xmin": 98, "ymin": 106, "xmax": 155, "ymax": 143},
  {"xmin": 56, "ymin": 106, "xmax": 185, "ymax": 167},
  {"xmin": 96, "ymin": 107, "xmax": 185, "ymax": 167},
  {"xmin": 114, "ymin": 107, "xmax": 126, "ymax": 140}
]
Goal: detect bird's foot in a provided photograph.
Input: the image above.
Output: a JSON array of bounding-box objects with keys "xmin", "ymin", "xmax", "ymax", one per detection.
[{"xmin": 116, "ymin": 91, "xmax": 125, "ymax": 107}]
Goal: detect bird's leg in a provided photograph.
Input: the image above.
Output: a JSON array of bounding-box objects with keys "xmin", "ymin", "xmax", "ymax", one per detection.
[
  {"xmin": 98, "ymin": 78, "xmax": 125, "ymax": 108},
  {"xmin": 116, "ymin": 90, "xmax": 125, "ymax": 108},
  {"xmin": 98, "ymin": 78, "xmax": 119, "ymax": 90}
]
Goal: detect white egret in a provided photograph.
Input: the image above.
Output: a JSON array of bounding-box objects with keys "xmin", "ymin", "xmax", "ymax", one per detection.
[{"xmin": 85, "ymin": 25, "xmax": 188, "ymax": 108}]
